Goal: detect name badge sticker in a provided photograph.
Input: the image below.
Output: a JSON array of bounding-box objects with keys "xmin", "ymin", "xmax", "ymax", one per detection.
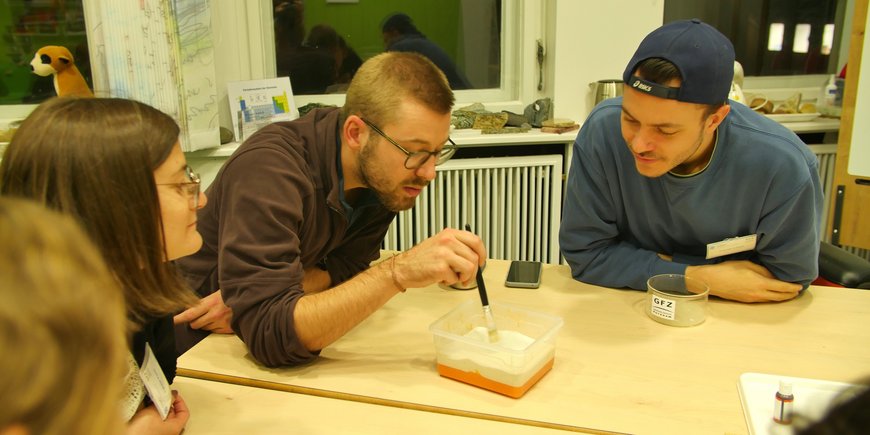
[
  {"xmin": 139, "ymin": 343, "xmax": 173, "ymax": 420},
  {"xmin": 706, "ymin": 234, "xmax": 758, "ymax": 260}
]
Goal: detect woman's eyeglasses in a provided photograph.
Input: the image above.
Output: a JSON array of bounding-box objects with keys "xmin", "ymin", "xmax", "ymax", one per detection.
[
  {"xmin": 360, "ymin": 118, "xmax": 457, "ymax": 169},
  {"xmin": 158, "ymin": 165, "xmax": 201, "ymax": 209}
]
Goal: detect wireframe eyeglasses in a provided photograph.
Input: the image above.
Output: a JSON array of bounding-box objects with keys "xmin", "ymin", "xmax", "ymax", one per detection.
[
  {"xmin": 360, "ymin": 117, "xmax": 457, "ymax": 169},
  {"xmin": 157, "ymin": 165, "xmax": 201, "ymax": 209}
]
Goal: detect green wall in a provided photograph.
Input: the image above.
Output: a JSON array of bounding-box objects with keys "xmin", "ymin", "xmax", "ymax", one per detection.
[{"xmin": 303, "ymin": 0, "xmax": 462, "ymax": 61}]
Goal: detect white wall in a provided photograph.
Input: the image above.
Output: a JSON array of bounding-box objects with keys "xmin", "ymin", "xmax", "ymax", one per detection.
[{"xmin": 550, "ymin": 1, "xmax": 664, "ymax": 122}]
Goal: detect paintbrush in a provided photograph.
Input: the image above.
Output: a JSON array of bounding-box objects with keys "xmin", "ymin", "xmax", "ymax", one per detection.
[{"xmin": 465, "ymin": 224, "xmax": 499, "ymax": 343}]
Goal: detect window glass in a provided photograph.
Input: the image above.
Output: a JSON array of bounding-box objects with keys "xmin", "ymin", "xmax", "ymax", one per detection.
[
  {"xmin": 0, "ymin": 0, "xmax": 91, "ymax": 105},
  {"xmin": 272, "ymin": 0, "xmax": 502, "ymax": 95},
  {"xmin": 664, "ymin": 0, "xmax": 844, "ymax": 76}
]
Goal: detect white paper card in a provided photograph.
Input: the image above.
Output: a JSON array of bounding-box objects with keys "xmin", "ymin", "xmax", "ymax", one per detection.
[
  {"xmin": 139, "ymin": 343, "xmax": 172, "ymax": 420},
  {"xmin": 706, "ymin": 234, "xmax": 757, "ymax": 259},
  {"xmin": 226, "ymin": 77, "xmax": 298, "ymax": 142}
]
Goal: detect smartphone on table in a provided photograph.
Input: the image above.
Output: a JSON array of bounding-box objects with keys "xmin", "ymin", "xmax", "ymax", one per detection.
[{"xmin": 505, "ymin": 260, "xmax": 543, "ymax": 288}]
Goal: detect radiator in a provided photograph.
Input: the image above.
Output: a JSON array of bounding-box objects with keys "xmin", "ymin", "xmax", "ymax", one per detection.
[{"xmin": 382, "ymin": 155, "xmax": 563, "ymax": 263}]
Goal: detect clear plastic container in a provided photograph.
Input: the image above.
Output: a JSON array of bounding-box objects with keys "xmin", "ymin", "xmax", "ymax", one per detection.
[
  {"xmin": 429, "ymin": 300, "xmax": 563, "ymax": 398},
  {"xmin": 646, "ymin": 274, "xmax": 709, "ymax": 327}
]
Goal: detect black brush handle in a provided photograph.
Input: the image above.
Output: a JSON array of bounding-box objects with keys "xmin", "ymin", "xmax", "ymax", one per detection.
[{"xmin": 464, "ymin": 224, "xmax": 489, "ymax": 306}]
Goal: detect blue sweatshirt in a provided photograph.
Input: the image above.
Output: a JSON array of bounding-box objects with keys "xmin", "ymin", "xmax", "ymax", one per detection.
[{"xmin": 559, "ymin": 98, "xmax": 823, "ymax": 290}]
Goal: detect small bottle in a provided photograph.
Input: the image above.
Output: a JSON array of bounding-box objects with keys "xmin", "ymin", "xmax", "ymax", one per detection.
[
  {"xmin": 773, "ymin": 381, "xmax": 794, "ymax": 424},
  {"xmin": 823, "ymin": 74, "xmax": 838, "ymax": 108}
]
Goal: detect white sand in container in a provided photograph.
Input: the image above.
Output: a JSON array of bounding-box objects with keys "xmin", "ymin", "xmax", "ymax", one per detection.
[
  {"xmin": 465, "ymin": 327, "xmax": 534, "ymax": 349},
  {"xmin": 436, "ymin": 327, "xmax": 554, "ymax": 387}
]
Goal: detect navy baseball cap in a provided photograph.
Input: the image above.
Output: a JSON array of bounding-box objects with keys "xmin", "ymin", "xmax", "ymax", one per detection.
[{"xmin": 622, "ymin": 19, "xmax": 735, "ymax": 105}]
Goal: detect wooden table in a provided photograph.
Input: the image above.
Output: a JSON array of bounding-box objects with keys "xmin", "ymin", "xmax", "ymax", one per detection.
[
  {"xmin": 175, "ymin": 377, "xmax": 572, "ymax": 434},
  {"xmin": 177, "ymin": 260, "xmax": 870, "ymax": 434}
]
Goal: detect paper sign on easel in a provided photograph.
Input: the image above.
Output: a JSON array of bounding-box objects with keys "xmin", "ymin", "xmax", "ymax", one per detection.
[{"xmin": 226, "ymin": 77, "xmax": 298, "ymax": 142}]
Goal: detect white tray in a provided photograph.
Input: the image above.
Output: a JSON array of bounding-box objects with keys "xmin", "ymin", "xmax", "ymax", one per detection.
[
  {"xmin": 737, "ymin": 372, "xmax": 865, "ymax": 435},
  {"xmin": 764, "ymin": 113, "xmax": 821, "ymax": 123}
]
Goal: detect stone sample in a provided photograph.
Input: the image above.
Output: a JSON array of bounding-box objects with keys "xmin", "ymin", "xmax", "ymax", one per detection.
[
  {"xmin": 541, "ymin": 117, "xmax": 579, "ymax": 134},
  {"xmin": 502, "ymin": 110, "xmax": 530, "ymax": 127},
  {"xmin": 482, "ymin": 124, "xmax": 532, "ymax": 134},
  {"xmin": 457, "ymin": 102, "xmax": 486, "ymax": 112},
  {"xmin": 451, "ymin": 111, "xmax": 477, "ymax": 129},
  {"xmin": 451, "ymin": 102, "xmax": 489, "ymax": 129},
  {"xmin": 542, "ymin": 118, "xmax": 576, "ymax": 128},
  {"xmin": 219, "ymin": 126, "xmax": 235, "ymax": 144},
  {"xmin": 541, "ymin": 124, "xmax": 579, "ymax": 134},
  {"xmin": 523, "ymin": 98, "xmax": 552, "ymax": 127},
  {"xmin": 472, "ymin": 113, "xmax": 509, "ymax": 130}
]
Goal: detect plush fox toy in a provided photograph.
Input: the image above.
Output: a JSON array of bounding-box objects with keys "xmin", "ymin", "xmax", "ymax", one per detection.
[{"xmin": 30, "ymin": 45, "xmax": 93, "ymax": 97}]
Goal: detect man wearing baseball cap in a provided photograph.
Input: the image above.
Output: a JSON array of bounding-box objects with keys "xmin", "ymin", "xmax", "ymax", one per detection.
[{"xmin": 559, "ymin": 19, "xmax": 823, "ymax": 302}]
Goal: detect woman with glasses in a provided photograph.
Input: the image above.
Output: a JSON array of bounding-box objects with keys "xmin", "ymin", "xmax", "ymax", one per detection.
[{"xmin": 0, "ymin": 97, "xmax": 203, "ymax": 434}]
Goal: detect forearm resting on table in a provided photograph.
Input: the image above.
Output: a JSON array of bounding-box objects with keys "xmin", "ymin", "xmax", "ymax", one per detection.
[
  {"xmin": 294, "ymin": 260, "xmax": 402, "ymax": 351},
  {"xmin": 685, "ymin": 261, "xmax": 802, "ymax": 303}
]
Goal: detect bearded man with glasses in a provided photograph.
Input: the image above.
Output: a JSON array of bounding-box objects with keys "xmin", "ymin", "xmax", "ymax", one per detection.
[{"xmin": 174, "ymin": 52, "xmax": 487, "ymax": 367}]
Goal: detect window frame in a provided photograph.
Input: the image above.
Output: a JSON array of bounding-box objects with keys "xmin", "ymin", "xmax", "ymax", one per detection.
[
  {"xmin": 3, "ymin": 1, "xmax": 853, "ymax": 134},
  {"xmin": 212, "ymin": 0, "xmax": 540, "ymax": 115}
]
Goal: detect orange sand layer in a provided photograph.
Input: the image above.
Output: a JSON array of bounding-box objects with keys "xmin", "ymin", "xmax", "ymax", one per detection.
[{"xmin": 436, "ymin": 358, "xmax": 554, "ymax": 398}]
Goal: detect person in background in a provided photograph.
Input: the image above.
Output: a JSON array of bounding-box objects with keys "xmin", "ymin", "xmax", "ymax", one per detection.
[
  {"xmin": 0, "ymin": 97, "xmax": 201, "ymax": 434},
  {"xmin": 273, "ymin": 0, "xmax": 305, "ymax": 50},
  {"xmin": 0, "ymin": 197, "xmax": 127, "ymax": 435},
  {"xmin": 273, "ymin": 0, "xmax": 335, "ymax": 94},
  {"xmin": 559, "ymin": 19, "xmax": 823, "ymax": 303},
  {"xmin": 273, "ymin": 0, "xmax": 306, "ymax": 74},
  {"xmin": 305, "ymin": 23, "xmax": 363, "ymax": 92},
  {"xmin": 174, "ymin": 52, "xmax": 487, "ymax": 367},
  {"xmin": 381, "ymin": 13, "xmax": 472, "ymax": 90}
]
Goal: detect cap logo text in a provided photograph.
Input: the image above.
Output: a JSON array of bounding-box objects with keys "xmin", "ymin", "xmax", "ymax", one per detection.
[{"xmin": 632, "ymin": 80, "xmax": 652, "ymax": 92}]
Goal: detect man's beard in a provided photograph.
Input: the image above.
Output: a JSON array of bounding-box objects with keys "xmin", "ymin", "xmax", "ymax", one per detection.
[{"xmin": 358, "ymin": 138, "xmax": 429, "ymax": 212}]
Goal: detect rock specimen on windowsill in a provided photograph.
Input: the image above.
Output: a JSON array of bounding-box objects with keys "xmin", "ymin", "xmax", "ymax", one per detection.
[
  {"xmin": 451, "ymin": 101, "xmax": 545, "ymax": 131},
  {"xmin": 451, "ymin": 111, "xmax": 477, "ymax": 129},
  {"xmin": 501, "ymin": 110, "xmax": 530, "ymax": 127},
  {"xmin": 481, "ymin": 123, "xmax": 532, "ymax": 134},
  {"xmin": 219, "ymin": 126, "xmax": 235, "ymax": 144},
  {"xmin": 451, "ymin": 102, "xmax": 489, "ymax": 129},
  {"xmin": 456, "ymin": 102, "xmax": 486, "ymax": 112},
  {"xmin": 523, "ymin": 98, "xmax": 552, "ymax": 127},
  {"xmin": 472, "ymin": 112, "xmax": 509, "ymax": 130},
  {"xmin": 541, "ymin": 118, "xmax": 579, "ymax": 134}
]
